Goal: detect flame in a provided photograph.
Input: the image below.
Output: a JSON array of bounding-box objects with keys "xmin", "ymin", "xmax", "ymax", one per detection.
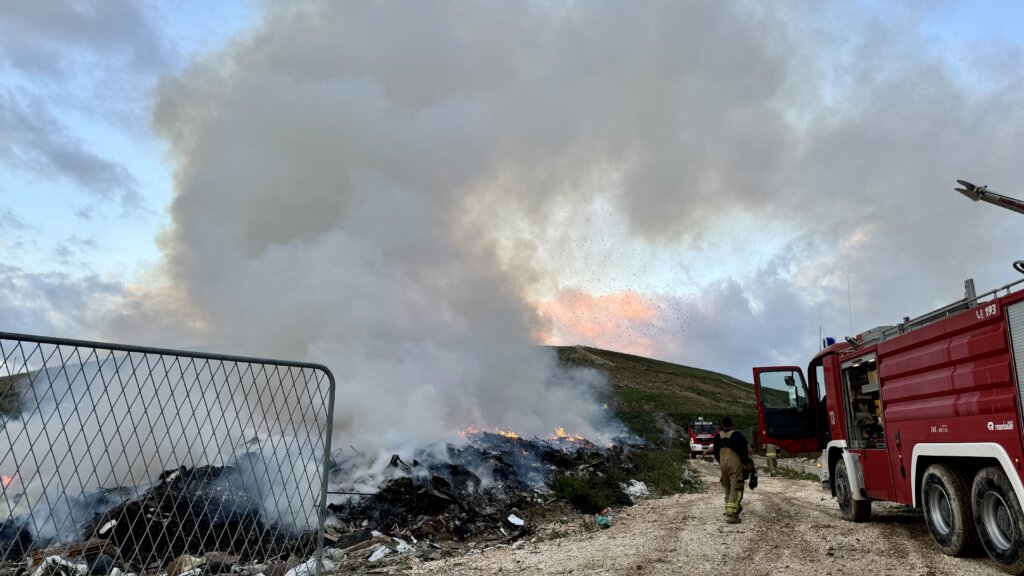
[
  {"xmin": 1, "ymin": 474, "xmax": 11, "ymax": 488},
  {"xmin": 551, "ymin": 427, "xmax": 584, "ymax": 441},
  {"xmin": 459, "ymin": 425, "xmax": 521, "ymax": 439}
]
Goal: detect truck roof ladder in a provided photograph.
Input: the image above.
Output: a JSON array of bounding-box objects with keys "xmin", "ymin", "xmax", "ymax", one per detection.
[{"xmin": 855, "ymin": 261, "xmax": 1024, "ymax": 346}]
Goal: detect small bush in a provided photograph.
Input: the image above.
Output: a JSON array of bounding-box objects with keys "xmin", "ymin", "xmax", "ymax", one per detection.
[
  {"xmin": 550, "ymin": 446, "xmax": 704, "ymax": 514},
  {"xmin": 631, "ymin": 447, "xmax": 704, "ymax": 494},
  {"xmin": 550, "ymin": 472, "xmax": 631, "ymax": 514}
]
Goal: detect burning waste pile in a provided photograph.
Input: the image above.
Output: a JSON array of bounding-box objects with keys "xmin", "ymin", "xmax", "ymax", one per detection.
[
  {"xmin": 0, "ymin": 343, "xmax": 334, "ymax": 576},
  {"xmin": 318, "ymin": 426, "xmax": 658, "ymax": 570},
  {"xmin": 0, "ymin": 339, "xmax": 696, "ymax": 575},
  {"xmin": 1, "ymin": 459, "xmax": 323, "ymax": 576},
  {"xmin": 1, "ymin": 427, "xmax": 662, "ymax": 576}
]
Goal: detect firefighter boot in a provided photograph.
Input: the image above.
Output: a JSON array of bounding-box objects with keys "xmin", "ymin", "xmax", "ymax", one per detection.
[{"xmin": 724, "ymin": 514, "xmax": 741, "ymax": 524}]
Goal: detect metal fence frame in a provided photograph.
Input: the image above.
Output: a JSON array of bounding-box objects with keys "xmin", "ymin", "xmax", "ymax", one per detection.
[{"xmin": 0, "ymin": 331, "xmax": 335, "ymax": 574}]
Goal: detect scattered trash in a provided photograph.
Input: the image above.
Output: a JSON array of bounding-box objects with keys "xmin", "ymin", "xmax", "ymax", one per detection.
[
  {"xmin": 367, "ymin": 546, "xmax": 391, "ymax": 562},
  {"xmin": 1, "ymin": 431, "xmax": 667, "ymax": 573},
  {"xmin": 29, "ymin": 556, "xmax": 87, "ymax": 576},
  {"xmin": 623, "ymin": 479, "xmax": 649, "ymax": 502},
  {"xmin": 507, "ymin": 514, "xmax": 525, "ymax": 527},
  {"xmin": 166, "ymin": 554, "xmax": 206, "ymax": 576}
]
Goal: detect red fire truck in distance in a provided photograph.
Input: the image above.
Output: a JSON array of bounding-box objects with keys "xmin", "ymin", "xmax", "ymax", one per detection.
[
  {"xmin": 754, "ymin": 262, "xmax": 1024, "ymax": 573},
  {"xmin": 688, "ymin": 417, "xmax": 718, "ymax": 459}
]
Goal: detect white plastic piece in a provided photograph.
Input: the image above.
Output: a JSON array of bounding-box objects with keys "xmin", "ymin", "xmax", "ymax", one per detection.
[
  {"xmin": 368, "ymin": 545, "xmax": 392, "ymax": 562},
  {"xmin": 626, "ymin": 479, "xmax": 649, "ymax": 499},
  {"xmin": 31, "ymin": 556, "xmax": 87, "ymax": 576}
]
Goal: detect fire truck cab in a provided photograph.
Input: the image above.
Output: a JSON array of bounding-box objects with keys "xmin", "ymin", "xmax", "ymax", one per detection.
[
  {"xmin": 754, "ymin": 263, "xmax": 1024, "ymax": 573},
  {"xmin": 688, "ymin": 417, "xmax": 719, "ymax": 459}
]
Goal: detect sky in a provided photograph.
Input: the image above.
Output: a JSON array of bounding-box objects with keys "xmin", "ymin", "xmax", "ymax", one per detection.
[{"xmin": 1, "ymin": 1, "xmax": 1023, "ymax": 444}]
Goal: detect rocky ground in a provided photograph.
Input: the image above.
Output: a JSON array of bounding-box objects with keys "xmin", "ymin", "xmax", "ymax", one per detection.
[{"xmin": 377, "ymin": 459, "xmax": 1005, "ymax": 576}]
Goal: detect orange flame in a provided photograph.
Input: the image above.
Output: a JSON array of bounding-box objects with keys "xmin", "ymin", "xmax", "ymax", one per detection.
[
  {"xmin": 1, "ymin": 474, "xmax": 11, "ymax": 488},
  {"xmin": 552, "ymin": 427, "xmax": 584, "ymax": 441},
  {"xmin": 459, "ymin": 425, "xmax": 522, "ymax": 439}
]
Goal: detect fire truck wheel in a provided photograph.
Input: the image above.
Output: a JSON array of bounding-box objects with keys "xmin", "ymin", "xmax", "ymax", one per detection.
[
  {"xmin": 835, "ymin": 460, "xmax": 870, "ymax": 522},
  {"xmin": 972, "ymin": 466, "xmax": 1024, "ymax": 573},
  {"xmin": 922, "ymin": 464, "xmax": 978, "ymax": 556}
]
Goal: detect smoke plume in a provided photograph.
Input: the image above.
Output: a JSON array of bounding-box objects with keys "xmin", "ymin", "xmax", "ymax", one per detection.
[
  {"xmin": 150, "ymin": 2, "xmax": 635, "ymax": 451},
  {"xmin": 144, "ymin": 0, "xmax": 1024, "ymax": 445}
]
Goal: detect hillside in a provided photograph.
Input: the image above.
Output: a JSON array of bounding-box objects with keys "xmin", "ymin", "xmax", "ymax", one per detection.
[{"xmin": 552, "ymin": 345, "xmax": 758, "ymax": 442}]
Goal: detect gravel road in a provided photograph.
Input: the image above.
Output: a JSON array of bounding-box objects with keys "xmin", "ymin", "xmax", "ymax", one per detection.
[{"xmin": 407, "ymin": 459, "xmax": 1004, "ymax": 575}]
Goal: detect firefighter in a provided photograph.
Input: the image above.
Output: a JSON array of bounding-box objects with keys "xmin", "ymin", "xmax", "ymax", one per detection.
[
  {"xmin": 702, "ymin": 416, "xmax": 752, "ymax": 524},
  {"xmin": 765, "ymin": 443, "xmax": 779, "ymax": 477}
]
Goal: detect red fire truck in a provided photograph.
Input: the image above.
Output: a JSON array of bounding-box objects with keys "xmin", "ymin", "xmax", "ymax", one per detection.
[
  {"xmin": 688, "ymin": 417, "xmax": 718, "ymax": 459},
  {"xmin": 754, "ymin": 261, "xmax": 1024, "ymax": 572}
]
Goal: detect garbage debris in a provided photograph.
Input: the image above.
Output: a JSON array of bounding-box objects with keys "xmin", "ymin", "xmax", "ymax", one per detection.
[
  {"xmin": 29, "ymin": 556, "xmax": 87, "ymax": 576},
  {"xmin": 80, "ymin": 465, "xmax": 318, "ymax": 570},
  {"xmin": 0, "ymin": 428, "xmax": 685, "ymax": 574},
  {"xmin": 623, "ymin": 480, "xmax": 649, "ymax": 502},
  {"xmin": 166, "ymin": 554, "xmax": 205, "ymax": 576}
]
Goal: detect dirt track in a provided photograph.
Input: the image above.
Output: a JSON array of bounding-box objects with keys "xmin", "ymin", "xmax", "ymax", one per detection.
[{"xmin": 408, "ymin": 460, "xmax": 1003, "ymax": 575}]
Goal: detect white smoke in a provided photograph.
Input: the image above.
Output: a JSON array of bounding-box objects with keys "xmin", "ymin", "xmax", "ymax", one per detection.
[{"xmin": 149, "ymin": 2, "xmax": 628, "ymax": 451}]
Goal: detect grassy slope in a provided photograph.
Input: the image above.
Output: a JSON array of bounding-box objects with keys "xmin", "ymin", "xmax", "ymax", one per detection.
[
  {"xmin": 552, "ymin": 345, "xmax": 759, "ymax": 442},
  {"xmin": 0, "ymin": 373, "xmax": 22, "ymax": 417}
]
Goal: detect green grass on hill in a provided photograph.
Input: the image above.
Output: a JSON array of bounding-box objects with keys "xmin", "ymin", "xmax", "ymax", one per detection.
[
  {"xmin": 553, "ymin": 345, "xmax": 759, "ymax": 443},
  {"xmin": 0, "ymin": 374, "xmax": 23, "ymax": 418}
]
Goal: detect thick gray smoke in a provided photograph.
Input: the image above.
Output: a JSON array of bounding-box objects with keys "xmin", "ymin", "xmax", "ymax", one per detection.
[
  {"xmin": 151, "ymin": 2, "xmax": 629, "ymax": 452},
  {"xmin": 144, "ymin": 0, "xmax": 1024, "ymax": 444}
]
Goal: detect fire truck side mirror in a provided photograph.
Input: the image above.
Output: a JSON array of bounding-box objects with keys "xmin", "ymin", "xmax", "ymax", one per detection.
[{"xmin": 784, "ymin": 375, "xmax": 795, "ymax": 386}]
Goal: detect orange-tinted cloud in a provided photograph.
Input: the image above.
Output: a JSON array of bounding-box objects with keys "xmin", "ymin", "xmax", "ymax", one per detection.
[{"xmin": 533, "ymin": 288, "xmax": 664, "ymax": 358}]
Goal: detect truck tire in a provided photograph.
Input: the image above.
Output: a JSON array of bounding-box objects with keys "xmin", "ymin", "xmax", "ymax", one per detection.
[
  {"xmin": 972, "ymin": 466, "xmax": 1024, "ymax": 573},
  {"xmin": 835, "ymin": 460, "xmax": 871, "ymax": 522},
  {"xmin": 922, "ymin": 464, "xmax": 978, "ymax": 556}
]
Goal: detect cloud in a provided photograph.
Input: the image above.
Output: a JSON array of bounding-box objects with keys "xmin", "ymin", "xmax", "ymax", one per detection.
[
  {"xmin": 0, "ymin": 0, "xmax": 182, "ymax": 213},
  {"xmin": 0, "ymin": 205, "xmax": 26, "ymax": 232},
  {"xmin": 0, "ymin": 265, "xmax": 128, "ymax": 338},
  {"xmin": 535, "ymin": 289, "xmax": 665, "ymax": 359},
  {"xmin": 0, "ymin": 0, "xmax": 171, "ymax": 76},
  {"xmin": 534, "ymin": 243, "xmax": 833, "ymax": 379},
  {"xmin": 0, "ymin": 92, "xmax": 139, "ymax": 205}
]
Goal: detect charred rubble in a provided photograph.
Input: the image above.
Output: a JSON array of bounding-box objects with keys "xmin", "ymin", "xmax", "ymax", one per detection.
[
  {"xmin": 1, "ymin": 465, "xmax": 317, "ymax": 576},
  {"xmin": 0, "ymin": 433, "xmax": 649, "ymax": 575},
  {"xmin": 325, "ymin": 433, "xmax": 629, "ymax": 551}
]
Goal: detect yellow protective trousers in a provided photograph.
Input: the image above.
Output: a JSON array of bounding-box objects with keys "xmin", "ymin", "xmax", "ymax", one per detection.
[{"xmin": 719, "ymin": 447, "xmax": 744, "ymax": 516}]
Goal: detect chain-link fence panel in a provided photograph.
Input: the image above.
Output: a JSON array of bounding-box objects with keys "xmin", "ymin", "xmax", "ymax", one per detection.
[{"xmin": 0, "ymin": 332, "xmax": 335, "ymax": 576}]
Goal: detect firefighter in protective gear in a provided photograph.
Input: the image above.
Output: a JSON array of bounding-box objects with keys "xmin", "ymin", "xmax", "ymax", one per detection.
[
  {"xmin": 765, "ymin": 443, "xmax": 779, "ymax": 477},
  {"xmin": 703, "ymin": 416, "xmax": 752, "ymax": 523}
]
